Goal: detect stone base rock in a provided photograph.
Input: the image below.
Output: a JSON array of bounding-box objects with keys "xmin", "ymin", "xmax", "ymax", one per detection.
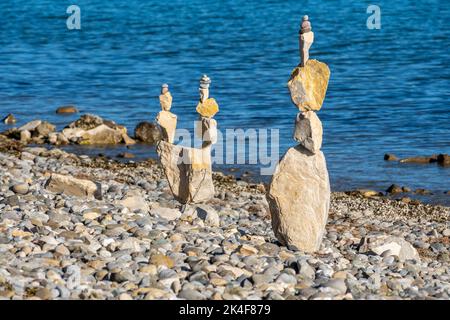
[
  {"xmin": 157, "ymin": 140, "xmax": 214, "ymax": 204},
  {"xmin": 156, "ymin": 111, "xmax": 177, "ymax": 143},
  {"xmin": 288, "ymin": 59, "xmax": 330, "ymax": 111},
  {"xmin": 293, "ymin": 111, "xmax": 322, "ymax": 153},
  {"xmin": 267, "ymin": 145, "xmax": 330, "ymax": 252},
  {"xmin": 45, "ymin": 173, "xmax": 101, "ymax": 199}
]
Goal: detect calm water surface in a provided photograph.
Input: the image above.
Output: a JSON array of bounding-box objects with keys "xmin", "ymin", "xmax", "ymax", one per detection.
[{"xmin": 0, "ymin": 0, "xmax": 449, "ymax": 205}]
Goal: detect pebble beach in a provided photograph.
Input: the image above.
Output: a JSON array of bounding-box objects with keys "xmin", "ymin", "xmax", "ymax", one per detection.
[{"xmin": 0, "ymin": 138, "xmax": 449, "ymax": 300}]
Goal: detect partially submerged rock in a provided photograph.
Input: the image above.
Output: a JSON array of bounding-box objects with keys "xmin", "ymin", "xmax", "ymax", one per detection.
[
  {"xmin": 45, "ymin": 173, "xmax": 101, "ymax": 199},
  {"xmin": 134, "ymin": 121, "xmax": 162, "ymax": 144},
  {"xmin": 2, "ymin": 113, "xmax": 16, "ymax": 124},
  {"xmin": 56, "ymin": 106, "xmax": 78, "ymax": 114},
  {"xmin": 399, "ymin": 155, "xmax": 437, "ymax": 164},
  {"xmin": 386, "ymin": 184, "xmax": 403, "ymax": 194},
  {"xmin": 384, "ymin": 154, "xmax": 399, "ymax": 161},
  {"xmin": 157, "ymin": 140, "xmax": 214, "ymax": 204},
  {"xmin": 288, "ymin": 59, "xmax": 330, "ymax": 111},
  {"xmin": 267, "ymin": 145, "xmax": 330, "ymax": 252},
  {"xmin": 437, "ymin": 154, "xmax": 450, "ymax": 166}
]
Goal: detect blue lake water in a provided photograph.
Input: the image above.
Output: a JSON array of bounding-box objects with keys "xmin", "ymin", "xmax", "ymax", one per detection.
[{"xmin": 0, "ymin": 0, "xmax": 449, "ymax": 205}]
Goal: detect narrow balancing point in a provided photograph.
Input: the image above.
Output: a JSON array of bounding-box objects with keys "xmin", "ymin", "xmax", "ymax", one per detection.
[
  {"xmin": 156, "ymin": 83, "xmax": 177, "ymax": 144},
  {"xmin": 266, "ymin": 15, "xmax": 331, "ymax": 253},
  {"xmin": 299, "ymin": 15, "xmax": 314, "ymax": 67},
  {"xmin": 156, "ymin": 75, "xmax": 218, "ymax": 204}
]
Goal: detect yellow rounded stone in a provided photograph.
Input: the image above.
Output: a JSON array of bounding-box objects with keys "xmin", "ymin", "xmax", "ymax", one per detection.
[
  {"xmin": 287, "ymin": 59, "xmax": 330, "ymax": 111},
  {"xmin": 196, "ymin": 98, "xmax": 219, "ymax": 118}
]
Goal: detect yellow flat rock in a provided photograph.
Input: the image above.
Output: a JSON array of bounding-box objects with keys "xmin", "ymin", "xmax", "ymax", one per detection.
[
  {"xmin": 288, "ymin": 59, "xmax": 330, "ymax": 111},
  {"xmin": 196, "ymin": 98, "xmax": 219, "ymax": 117}
]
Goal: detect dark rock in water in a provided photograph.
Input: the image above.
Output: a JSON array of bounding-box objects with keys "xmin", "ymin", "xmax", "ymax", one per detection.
[
  {"xmin": 402, "ymin": 186, "xmax": 411, "ymax": 192},
  {"xmin": 384, "ymin": 154, "xmax": 398, "ymax": 161},
  {"xmin": 437, "ymin": 154, "xmax": 450, "ymax": 166},
  {"xmin": 2, "ymin": 113, "xmax": 16, "ymax": 124},
  {"xmin": 56, "ymin": 106, "xmax": 78, "ymax": 114},
  {"xmin": 134, "ymin": 122, "xmax": 162, "ymax": 144},
  {"xmin": 415, "ymin": 188, "xmax": 432, "ymax": 195},
  {"xmin": 400, "ymin": 155, "xmax": 437, "ymax": 164},
  {"xmin": 67, "ymin": 114, "xmax": 104, "ymax": 130},
  {"xmin": 386, "ymin": 184, "xmax": 403, "ymax": 194},
  {"xmin": 117, "ymin": 152, "xmax": 135, "ymax": 159}
]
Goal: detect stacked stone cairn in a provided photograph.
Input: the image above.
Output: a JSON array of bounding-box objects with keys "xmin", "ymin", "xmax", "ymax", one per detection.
[
  {"xmin": 156, "ymin": 84, "xmax": 177, "ymax": 143},
  {"xmin": 266, "ymin": 16, "xmax": 331, "ymax": 253},
  {"xmin": 157, "ymin": 75, "xmax": 218, "ymax": 204}
]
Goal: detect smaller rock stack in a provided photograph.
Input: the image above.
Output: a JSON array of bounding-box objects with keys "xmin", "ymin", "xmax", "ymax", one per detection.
[
  {"xmin": 196, "ymin": 74, "xmax": 218, "ymax": 147},
  {"xmin": 156, "ymin": 84, "xmax": 177, "ymax": 143},
  {"xmin": 267, "ymin": 16, "xmax": 331, "ymax": 253},
  {"xmin": 157, "ymin": 75, "xmax": 218, "ymax": 204}
]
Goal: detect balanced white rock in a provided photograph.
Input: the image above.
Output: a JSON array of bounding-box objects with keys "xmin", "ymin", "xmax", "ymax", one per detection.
[
  {"xmin": 157, "ymin": 140, "xmax": 214, "ymax": 204},
  {"xmin": 267, "ymin": 145, "xmax": 330, "ymax": 252},
  {"xmin": 293, "ymin": 111, "xmax": 322, "ymax": 153}
]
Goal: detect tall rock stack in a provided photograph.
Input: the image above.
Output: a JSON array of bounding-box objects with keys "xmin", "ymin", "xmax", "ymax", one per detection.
[
  {"xmin": 266, "ymin": 16, "xmax": 331, "ymax": 253},
  {"xmin": 156, "ymin": 84, "xmax": 177, "ymax": 143},
  {"xmin": 157, "ymin": 75, "xmax": 218, "ymax": 204}
]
